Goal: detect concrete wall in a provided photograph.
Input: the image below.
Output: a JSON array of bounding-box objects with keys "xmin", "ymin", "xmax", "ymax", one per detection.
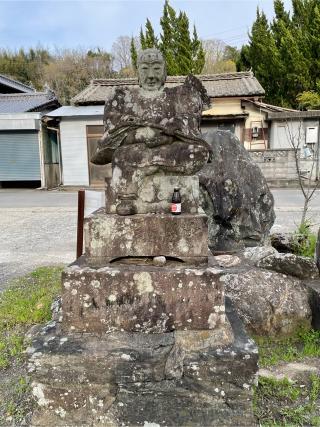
[
  {"xmin": 250, "ymin": 148, "xmax": 319, "ymax": 182},
  {"xmin": 60, "ymin": 116, "xmax": 103, "ymax": 186}
]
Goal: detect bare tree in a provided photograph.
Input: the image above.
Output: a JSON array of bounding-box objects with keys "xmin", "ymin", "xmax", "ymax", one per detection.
[
  {"xmin": 202, "ymin": 39, "xmax": 236, "ymax": 74},
  {"xmin": 112, "ymin": 36, "xmax": 132, "ymax": 71},
  {"xmin": 42, "ymin": 47, "xmax": 113, "ymax": 104},
  {"xmin": 285, "ymin": 119, "xmax": 320, "ymax": 227}
]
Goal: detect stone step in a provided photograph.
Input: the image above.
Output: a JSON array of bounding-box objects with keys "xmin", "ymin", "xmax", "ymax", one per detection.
[{"xmin": 84, "ymin": 210, "xmax": 208, "ymax": 266}]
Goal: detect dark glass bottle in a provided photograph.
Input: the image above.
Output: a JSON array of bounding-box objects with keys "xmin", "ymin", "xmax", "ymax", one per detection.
[{"xmin": 171, "ymin": 187, "xmax": 181, "ymax": 215}]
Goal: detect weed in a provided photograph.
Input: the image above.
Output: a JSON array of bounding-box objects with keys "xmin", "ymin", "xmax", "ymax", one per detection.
[
  {"xmin": 0, "ymin": 266, "xmax": 62, "ymax": 369},
  {"xmin": 257, "ymin": 376, "xmax": 302, "ymax": 401},
  {"xmin": 280, "ymin": 404, "xmax": 312, "ymax": 425},
  {"xmin": 311, "ymin": 416, "xmax": 320, "ymax": 426},
  {"xmin": 0, "ymin": 266, "xmax": 62, "ymax": 424},
  {"xmin": 255, "ymin": 328, "xmax": 320, "ymax": 368},
  {"xmin": 292, "ymin": 220, "xmax": 317, "ymax": 258},
  {"xmin": 0, "ymin": 375, "xmax": 34, "ymax": 424},
  {"xmin": 254, "ymin": 373, "xmax": 320, "ymax": 426},
  {"xmin": 310, "ymin": 373, "xmax": 320, "ymax": 403}
]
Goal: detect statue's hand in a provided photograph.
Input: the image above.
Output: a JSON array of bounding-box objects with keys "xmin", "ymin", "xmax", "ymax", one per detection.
[
  {"xmin": 145, "ymin": 134, "xmax": 174, "ymax": 148},
  {"xmin": 124, "ymin": 126, "xmax": 173, "ymax": 147},
  {"xmin": 124, "ymin": 130, "xmax": 137, "ymax": 145}
]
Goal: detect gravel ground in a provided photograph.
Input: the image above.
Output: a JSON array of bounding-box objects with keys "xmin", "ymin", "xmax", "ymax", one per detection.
[{"xmin": 0, "ymin": 207, "xmax": 77, "ymax": 291}]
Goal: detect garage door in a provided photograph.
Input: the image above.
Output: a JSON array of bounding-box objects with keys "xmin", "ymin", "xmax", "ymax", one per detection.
[{"xmin": 0, "ymin": 131, "xmax": 40, "ymax": 181}]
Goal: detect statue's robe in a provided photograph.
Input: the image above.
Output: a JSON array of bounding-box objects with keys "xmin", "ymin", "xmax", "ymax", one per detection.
[{"xmin": 91, "ymin": 75, "xmax": 211, "ymax": 165}]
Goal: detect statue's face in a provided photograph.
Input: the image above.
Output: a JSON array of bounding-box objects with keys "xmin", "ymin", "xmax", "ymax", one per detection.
[{"xmin": 137, "ymin": 60, "xmax": 166, "ymax": 91}]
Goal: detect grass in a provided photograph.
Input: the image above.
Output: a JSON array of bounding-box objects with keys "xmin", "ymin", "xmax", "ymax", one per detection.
[
  {"xmin": 0, "ymin": 266, "xmax": 62, "ymax": 369},
  {"xmin": 292, "ymin": 221, "xmax": 317, "ymax": 258},
  {"xmin": 255, "ymin": 328, "xmax": 320, "ymax": 368},
  {"xmin": 0, "ymin": 376, "xmax": 33, "ymax": 423},
  {"xmin": 254, "ymin": 374, "xmax": 320, "ymax": 426},
  {"xmin": 0, "ymin": 266, "xmax": 62, "ymax": 425},
  {"xmin": 254, "ymin": 329, "xmax": 320, "ymax": 426}
]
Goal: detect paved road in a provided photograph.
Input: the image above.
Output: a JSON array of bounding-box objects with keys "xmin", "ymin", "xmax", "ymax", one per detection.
[
  {"xmin": 0, "ymin": 187, "xmax": 319, "ymax": 291},
  {"xmin": 271, "ymin": 188, "xmax": 320, "ymax": 232}
]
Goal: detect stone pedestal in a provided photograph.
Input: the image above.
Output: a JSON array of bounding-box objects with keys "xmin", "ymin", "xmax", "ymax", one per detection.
[
  {"xmin": 29, "ymin": 300, "xmax": 257, "ymax": 427},
  {"xmin": 62, "ymin": 260, "xmax": 225, "ymax": 333}
]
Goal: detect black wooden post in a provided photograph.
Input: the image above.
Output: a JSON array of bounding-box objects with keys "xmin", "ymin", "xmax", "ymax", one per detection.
[
  {"xmin": 77, "ymin": 190, "xmax": 85, "ymax": 258},
  {"xmin": 316, "ymin": 227, "xmax": 320, "ymax": 274}
]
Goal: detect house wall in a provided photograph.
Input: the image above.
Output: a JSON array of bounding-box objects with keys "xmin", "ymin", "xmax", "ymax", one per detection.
[
  {"xmin": 201, "ymin": 120, "xmax": 243, "ymax": 142},
  {"xmin": 204, "ymin": 98, "xmax": 268, "ymax": 149},
  {"xmin": 204, "ymin": 98, "xmax": 243, "ymax": 116},
  {"xmin": 203, "ymin": 98, "xmax": 244, "ymax": 141},
  {"xmin": 241, "ymin": 103, "xmax": 268, "ymax": 150},
  {"xmin": 269, "ymin": 119, "xmax": 320, "ymax": 149},
  {"xmin": 0, "ymin": 113, "xmax": 41, "ymax": 131},
  {"xmin": 60, "ymin": 116, "xmax": 103, "ymax": 186}
]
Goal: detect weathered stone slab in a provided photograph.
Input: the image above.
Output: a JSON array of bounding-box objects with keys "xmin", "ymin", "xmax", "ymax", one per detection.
[
  {"xmin": 29, "ymin": 301, "xmax": 257, "ymax": 427},
  {"xmin": 61, "ymin": 261, "xmax": 225, "ymax": 333},
  {"xmin": 257, "ymin": 252, "xmax": 319, "ymax": 280},
  {"xmin": 106, "ymin": 174, "xmax": 200, "ymax": 214},
  {"xmin": 84, "ymin": 210, "xmax": 208, "ymax": 266},
  {"xmin": 222, "ymin": 267, "xmax": 311, "ymax": 336}
]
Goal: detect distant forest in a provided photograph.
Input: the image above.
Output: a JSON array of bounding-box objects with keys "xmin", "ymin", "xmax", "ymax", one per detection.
[{"xmin": 1, "ymin": 0, "xmax": 318, "ymax": 109}]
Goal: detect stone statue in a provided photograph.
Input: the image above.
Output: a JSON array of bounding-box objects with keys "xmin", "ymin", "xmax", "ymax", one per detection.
[
  {"xmin": 30, "ymin": 51, "xmax": 258, "ymax": 427},
  {"xmin": 91, "ymin": 48, "xmax": 211, "ymax": 215}
]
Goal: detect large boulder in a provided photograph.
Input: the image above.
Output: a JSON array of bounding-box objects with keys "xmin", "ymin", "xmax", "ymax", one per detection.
[
  {"xmin": 198, "ymin": 130, "xmax": 275, "ymax": 251},
  {"xmin": 221, "ymin": 267, "xmax": 311, "ymax": 336}
]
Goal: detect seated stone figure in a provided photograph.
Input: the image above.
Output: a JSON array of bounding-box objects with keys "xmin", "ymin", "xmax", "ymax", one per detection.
[{"xmin": 91, "ymin": 48, "xmax": 211, "ymax": 215}]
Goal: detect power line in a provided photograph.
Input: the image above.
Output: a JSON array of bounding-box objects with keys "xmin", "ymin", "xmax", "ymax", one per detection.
[{"xmin": 203, "ymin": 25, "xmax": 249, "ymax": 38}]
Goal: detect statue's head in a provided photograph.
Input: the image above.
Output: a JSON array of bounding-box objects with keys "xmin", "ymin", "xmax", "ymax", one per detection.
[{"xmin": 137, "ymin": 48, "xmax": 167, "ymax": 91}]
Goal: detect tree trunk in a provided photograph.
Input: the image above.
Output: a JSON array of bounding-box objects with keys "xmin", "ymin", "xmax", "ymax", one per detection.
[{"xmin": 300, "ymin": 197, "xmax": 309, "ymax": 228}]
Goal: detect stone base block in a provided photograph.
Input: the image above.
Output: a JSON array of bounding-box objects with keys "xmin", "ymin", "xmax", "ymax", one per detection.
[
  {"xmin": 29, "ymin": 301, "xmax": 257, "ymax": 427},
  {"xmin": 105, "ymin": 174, "xmax": 200, "ymax": 215},
  {"xmin": 62, "ymin": 260, "xmax": 225, "ymax": 333},
  {"xmin": 84, "ymin": 210, "xmax": 208, "ymax": 266}
]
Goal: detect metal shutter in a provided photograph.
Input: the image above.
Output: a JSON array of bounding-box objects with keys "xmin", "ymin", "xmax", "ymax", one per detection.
[{"xmin": 0, "ymin": 131, "xmax": 40, "ymax": 181}]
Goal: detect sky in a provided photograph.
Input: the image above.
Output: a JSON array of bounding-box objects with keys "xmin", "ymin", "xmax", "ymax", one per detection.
[{"xmin": 0, "ymin": 0, "xmax": 293, "ymax": 52}]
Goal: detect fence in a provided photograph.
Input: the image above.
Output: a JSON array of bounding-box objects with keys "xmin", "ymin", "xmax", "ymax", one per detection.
[{"xmin": 249, "ymin": 148, "xmax": 319, "ymax": 183}]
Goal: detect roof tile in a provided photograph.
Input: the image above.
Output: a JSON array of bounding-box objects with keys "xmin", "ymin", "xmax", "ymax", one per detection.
[
  {"xmin": 72, "ymin": 71, "xmax": 265, "ymax": 105},
  {"xmin": 0, "ymin": 92, "xmax": 58, "ymax": 114},
  {"xmin": 0, "ymin": 74, "xmax": 35, "ymax": 93}
]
